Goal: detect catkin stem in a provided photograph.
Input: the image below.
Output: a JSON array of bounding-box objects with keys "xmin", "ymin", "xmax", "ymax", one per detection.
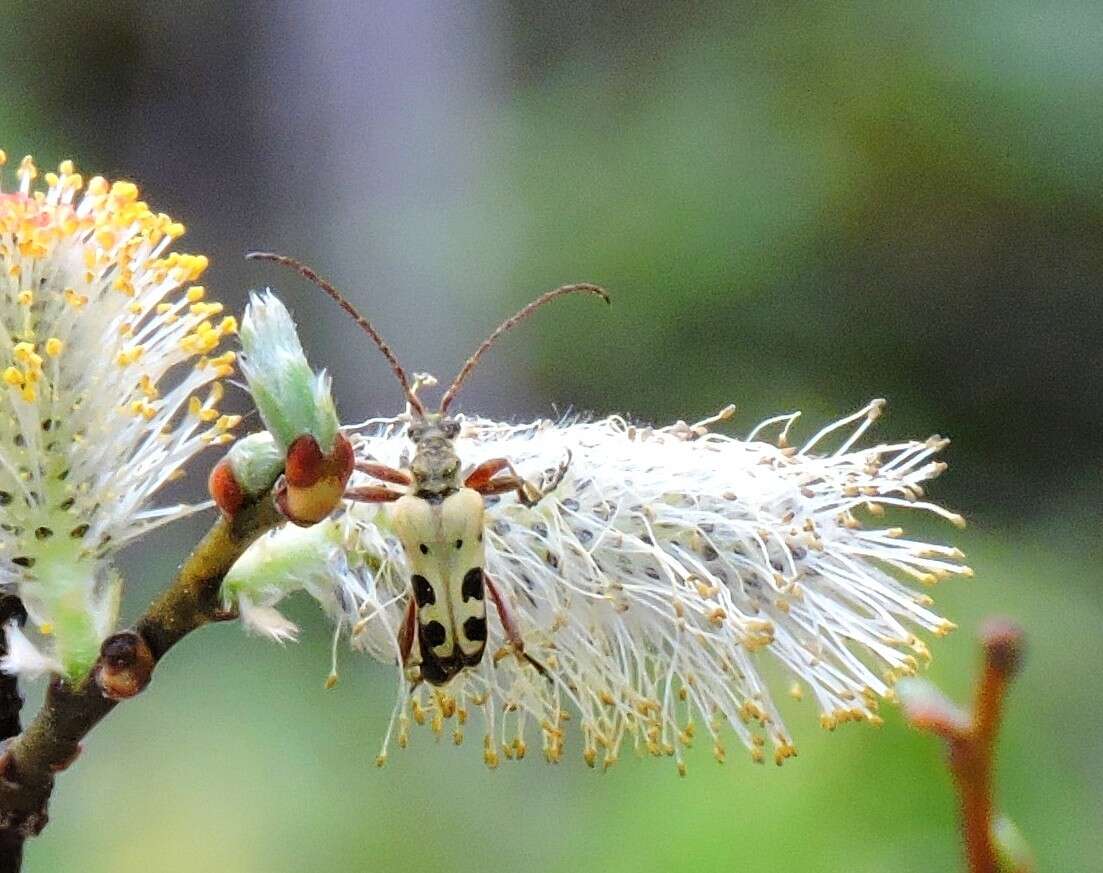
[{"xmin": 0, "ymin": 494, "xmax": 282, "ymax": 871}]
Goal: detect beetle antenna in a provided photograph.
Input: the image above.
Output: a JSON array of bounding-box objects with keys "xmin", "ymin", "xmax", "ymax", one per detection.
[
  {"xmin": 440, "ymin": 283, "xmax": 609, "ymax": 412},
  {"xmin": 246, "ymin": 251, "xmax": 426, "ymax": 415}
]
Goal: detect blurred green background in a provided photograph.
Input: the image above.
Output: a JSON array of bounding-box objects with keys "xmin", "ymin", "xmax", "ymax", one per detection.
[{"xmin": 3, "ymin": 1, "xmax": 1101, "ymax": 870}]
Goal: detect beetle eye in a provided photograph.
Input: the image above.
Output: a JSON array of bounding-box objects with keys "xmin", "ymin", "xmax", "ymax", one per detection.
[{"xmin": 443, "ymin": 421, "xmax": 460, "ymax": 439}]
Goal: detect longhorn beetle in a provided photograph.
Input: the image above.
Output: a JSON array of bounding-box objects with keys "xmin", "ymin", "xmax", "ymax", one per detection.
[{"xmin": 247, "ymin": 252, "xmax": 609, "ymax": 686}]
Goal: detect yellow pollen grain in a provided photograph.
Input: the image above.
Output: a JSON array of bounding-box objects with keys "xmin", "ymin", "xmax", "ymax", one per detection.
[
  {"xmin": 186, "ymin": 286, "xmax": 205, "ymax": 303},
  {"xmin": 110, "ymin": 180, "xmax": 139, "ymax": 202},
  {"xmin": 116, "ymin": 346, "xmax": 144, "ymax": 367},
  {"xmin": 189, "ymin": 301, "xmax": 223, "ymax": 317},
  {"xmin": 38, "ymin": 623, "xmax": 53, "ymax": 635},
  {"xmin": 2, "ymin": 367, "xmax": 22, "ymax": 387},
  {"xmin": 12, "ymin": 342, "xmax": 35, "ymax": 364},
  {"xmin": 138, "ymin": 374, "xmax": 158, "ymax": 399},
  {"xmin": 45, "ymin": 338, "xmax": 63, "ymax": 357}
]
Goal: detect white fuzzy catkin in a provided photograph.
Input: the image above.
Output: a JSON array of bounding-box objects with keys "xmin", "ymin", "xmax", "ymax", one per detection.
[{"xmin": 237, "ymin": 399, "xmax": 969, "ymax": 770}]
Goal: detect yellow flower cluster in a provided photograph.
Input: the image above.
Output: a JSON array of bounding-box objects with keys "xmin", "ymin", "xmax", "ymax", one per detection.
[{"xmin": 0, "ymin": 152, "xmax": 238, "ymax": 443}]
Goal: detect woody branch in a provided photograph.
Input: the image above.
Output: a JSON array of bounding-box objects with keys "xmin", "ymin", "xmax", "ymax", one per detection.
[{"xmin": 0, "ymin": 492, "xmax": 282, "ymax": 870}]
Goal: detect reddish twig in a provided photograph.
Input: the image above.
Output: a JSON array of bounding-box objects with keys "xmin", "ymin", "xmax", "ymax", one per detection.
[{"xmin": 900, "ymin": 617, "xmax": 1033, "ymax": 873}]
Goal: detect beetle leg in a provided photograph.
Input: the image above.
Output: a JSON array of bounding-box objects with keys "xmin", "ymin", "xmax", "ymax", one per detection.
[
  {"xmin": 485, "ymin": 573, "xmax": 549, "ymax": 680},
  {"xmin": 533, "ymin": 448, "xmax": 572, "ymax": 500},
  {"xmin": 345, "ymin": 485, "xmax": 404, "ymax": 503},
  {"xmin": 468, "ymin": 451, "xmax": 571, "ymax": 508},
  {"xmin": 397, "ymin": 596, "xmax": 417, "ymax": 666},
  {"xmin": 356, "ymin": 462, "xmax": 413, "ymax": 486},
  {"xmin": 464, "ymin": 458, "xmax": 511, "ymax": 490}
]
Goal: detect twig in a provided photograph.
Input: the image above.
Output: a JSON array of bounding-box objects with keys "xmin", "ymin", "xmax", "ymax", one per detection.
[
  {"xmin": 0, "ymin": 596, "xmax": 27, "ymax": 873},
  {"xmin": 900, "ymin": 617, "xmax": 1033, "ymax": 873},
  {"xmin": 0, "ymin": 493, "xmax": 282, "ymax": 870}
]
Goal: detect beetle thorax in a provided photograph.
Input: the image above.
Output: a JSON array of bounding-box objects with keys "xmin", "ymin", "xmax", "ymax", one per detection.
[{"xmin": 407, "ymin": 414, "xmax": 462, "ymax": 498}]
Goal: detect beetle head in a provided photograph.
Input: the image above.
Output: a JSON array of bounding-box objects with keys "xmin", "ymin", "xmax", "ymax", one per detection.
[{"xmin": 407, "ymin": 413, "xmax": 461, "ymax": 496}]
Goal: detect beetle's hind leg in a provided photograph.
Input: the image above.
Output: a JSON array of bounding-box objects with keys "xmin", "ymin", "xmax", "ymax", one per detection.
[{"xmin": 485, "ymin": 573, "xmax": 552, "ymax": 681}]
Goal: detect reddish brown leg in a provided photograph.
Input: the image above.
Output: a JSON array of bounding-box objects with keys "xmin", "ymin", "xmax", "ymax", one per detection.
[
  {"xmin": 468, "ymin": 461, "xmax": 543, "ymax": 507},
  {"xmin": 356, "ymin": 462, "xmax": 413, "ymax": 486},
  {"xmin": 468, "ymin": 453, "xmax": 571, "ymax": 508},
  {"xmin": 397, "ymin": 597, "xmax": 417, "ymax": 666},
  {"xmin": 485, "ymin": 574, "xmax": 549, "ymax": 679},
  {"xmin": 345, "ymin": 485, "xmax": 404, "ymax": 502},
  {"xmin": 464, "ymin": 458, "xmax": 511, "ymax": 490}
]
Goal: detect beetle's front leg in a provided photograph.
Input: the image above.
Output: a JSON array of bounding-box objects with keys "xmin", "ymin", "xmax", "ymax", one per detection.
[
  {"xmin": 466, "ymin": 450, "xmax": 571, "ymax": 508},
  {"xmin": 356, "ymin": 461, "xmax": 413, "ymax": 487},
  {"xmin": 485, "ymin": 573, "xmax": 549, "ymax": 680},
  {"xmin": 345, "ymin": 485, "xmax": 405, "ymax": 503}
]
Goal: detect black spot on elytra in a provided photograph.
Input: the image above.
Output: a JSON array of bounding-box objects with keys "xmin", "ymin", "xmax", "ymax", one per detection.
[
  {"xmin": 463, "ymin": 616, "xmax": 487, "ymax": 643},
  {"xmin": 419, "ymin": 654, "xmax": 458, "ymax": 685},
  {"xmin": 461, "ymin": 567, "xmax": 484, "ymax": 602},
  {"xmin": 412, "ymin": 574, "xmax": 435, "ymax": 606},
  {"xmin": 419, "ymin": 543, "xmax": 429, "ymax": 555},
  {"xmin": 454, "ymin": 538, "xmax": 463, "ymax": 550},
  {"xmin": 422, "ymin": 620, "xmax": 447, "ymax": 647}
]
